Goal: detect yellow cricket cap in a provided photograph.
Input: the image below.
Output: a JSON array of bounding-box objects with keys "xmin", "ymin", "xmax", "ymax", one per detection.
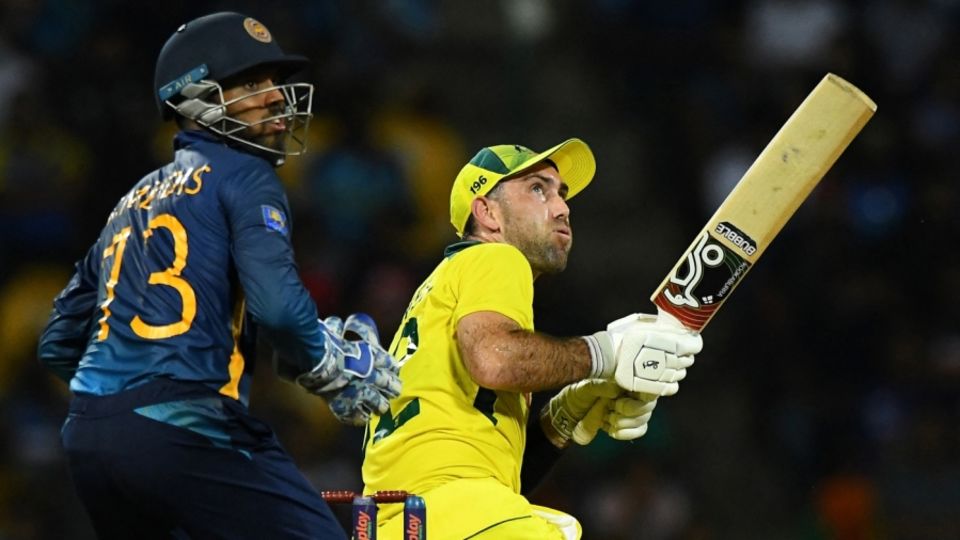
[{"xmin": 449, "ymin": 138, "xmax": 596, "ymax": 237}]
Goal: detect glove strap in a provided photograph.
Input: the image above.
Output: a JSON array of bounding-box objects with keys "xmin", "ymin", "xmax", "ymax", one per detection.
[
  {"xmin": 582, "ymin": 335, "xmax": 604, "ymax": 379},
  {"xmin": 539, "ymin": 405, "xmax": 572, "ymax": 449}
]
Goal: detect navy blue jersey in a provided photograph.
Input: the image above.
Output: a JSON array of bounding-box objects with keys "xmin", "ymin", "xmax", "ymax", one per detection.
[{"xmin": 39, "ymin": 130, "xmax": 325, "ymax": 405}]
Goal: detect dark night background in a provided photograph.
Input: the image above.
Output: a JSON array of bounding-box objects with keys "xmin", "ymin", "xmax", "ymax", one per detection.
[{"xmin": 1, "ymin": 1, "xmax": 958, "ymax": 538}]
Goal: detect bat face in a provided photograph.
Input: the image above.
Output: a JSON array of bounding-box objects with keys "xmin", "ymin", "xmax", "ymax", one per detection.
[{"xmin": 652, "ymin": 73, "xmax": 877, "ymax": 332}]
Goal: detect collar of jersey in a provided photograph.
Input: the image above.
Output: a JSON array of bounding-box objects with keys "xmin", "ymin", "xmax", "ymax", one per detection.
[
  {"xmin": 443, "ymin": 240, "xmax": 481, "ymax": 259},
  {"xmin": 174, "ymin": 129, "xmax": 221, "ymax": 150}
]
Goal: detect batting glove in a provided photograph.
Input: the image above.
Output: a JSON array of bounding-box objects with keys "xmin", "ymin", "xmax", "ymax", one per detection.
[
  {"xmin": 571, "ymin": 391, "xmax": 658, "ymax": 445},
  {"xmin": 583, "ymin": 313, "xmax": 701, "ymax": 396},
  {"xmin": 540, "ymin": 379, "xmax": 622, "ymax": 449}
]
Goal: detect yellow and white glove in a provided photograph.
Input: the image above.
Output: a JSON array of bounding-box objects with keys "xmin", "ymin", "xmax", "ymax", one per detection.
[
  {"xmin": 583, "ymin": 313, "xmax": 702, "ymax": 396},
  {"xmin": 571, "ymin": 390, "xmax": 658, "ymax": 445},
  {"xmin": 540, "ymin": 379, "xmax": 622, "ymax": 449},
  {"xmin": 541, "ymin": 379, "xmax": 659, "ymax": 448}
]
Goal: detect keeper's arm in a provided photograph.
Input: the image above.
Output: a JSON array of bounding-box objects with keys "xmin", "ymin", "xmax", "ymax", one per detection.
[
  {"xmin": 222, "ymin": 166, "xmax": 324, "ymax": 377},
  {"xmin": 38, "ymin": 244, "xmax": 100, "ymax": 382}
]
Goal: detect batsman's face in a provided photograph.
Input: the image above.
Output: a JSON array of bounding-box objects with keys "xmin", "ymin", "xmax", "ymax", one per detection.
[
  {"xmin": 495, "ymin": 163, "xmax": 572, "ymax": 275},
  {"xmin": 221, "ymin": 69, "xmax": 289, "ymax": 153}
]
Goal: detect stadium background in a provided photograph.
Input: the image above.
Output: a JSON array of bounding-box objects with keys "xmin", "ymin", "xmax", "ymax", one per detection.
[{"xmin": 1, "ymin": 1, "xmax": 958, "ymax": 538}]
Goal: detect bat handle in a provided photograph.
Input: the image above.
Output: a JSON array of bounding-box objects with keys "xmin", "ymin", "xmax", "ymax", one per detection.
[
  {"xmin": 656, "ymin": 307, "xmax": 706, "ymax": 334},
  {"xmin": 655, "ymin": 307, "xmax": 685, "ymax": 329}
]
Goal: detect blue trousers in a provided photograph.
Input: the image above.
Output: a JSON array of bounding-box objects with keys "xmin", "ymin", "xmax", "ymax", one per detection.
[{"xmin": 61, "ymin": 379, "xmax": 346, "ymax": 540}]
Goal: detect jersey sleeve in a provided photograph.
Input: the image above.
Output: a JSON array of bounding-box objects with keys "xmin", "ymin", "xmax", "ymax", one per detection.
[
  {"xmin": 37, "ymin": 243, "xmax": 100, "ymax": 382},
  {"xmin": 219, "ymin": 164, "xmax": 325, "ymax": 376},
  {"xmin": 450, "ymin": 243, "xmax": 535, "ymax": 330}
]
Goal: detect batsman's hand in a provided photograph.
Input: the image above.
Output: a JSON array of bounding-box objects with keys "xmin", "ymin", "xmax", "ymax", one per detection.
[
  {"xmin": 540, "ymin": 379, "xmax": 622, "ymax": 449},
  {"xmin": 583, "ymin": 313, "xmax": 701, "ymax": 396},
  {"xmin": 571, "ymin": 391, "xmax": 658, "ymax": 445},
  {"xmin": 297, "ymin": 313, "xmax": 401, "ymax": 424}
]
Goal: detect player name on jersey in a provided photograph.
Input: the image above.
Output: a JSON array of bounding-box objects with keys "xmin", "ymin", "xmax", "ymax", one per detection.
[{"xmin": 108, "ymin": 164, "xmax": 211, "ymax": 224}]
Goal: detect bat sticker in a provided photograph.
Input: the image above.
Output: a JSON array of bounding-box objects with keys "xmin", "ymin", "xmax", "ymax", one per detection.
[{"xmin": 654, "ymin": 230, "xmax": 752, "ymax": 329}]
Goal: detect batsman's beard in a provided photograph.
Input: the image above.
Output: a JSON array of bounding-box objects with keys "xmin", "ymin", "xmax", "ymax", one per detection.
[{"xmin": 502, "ymin": 222, "xmax": 571, "ymax": 275}]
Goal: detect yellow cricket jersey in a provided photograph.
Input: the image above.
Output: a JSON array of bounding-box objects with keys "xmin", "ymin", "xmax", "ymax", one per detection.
[{"xmin": 363, "ymin": 241, "xmax": 534, "ymax": 499}]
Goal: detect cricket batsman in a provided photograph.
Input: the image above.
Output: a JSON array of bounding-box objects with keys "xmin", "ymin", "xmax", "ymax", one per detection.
[{"xmin": 362, "ymin": 140, "xmax": 703, "ymax": 538}]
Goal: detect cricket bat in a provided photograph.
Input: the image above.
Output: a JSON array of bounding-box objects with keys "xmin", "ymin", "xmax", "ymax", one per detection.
[
  {"xmin": 572, "ymin": 73, "xmax": 876, "ymax": 444},
  {"xmin": 652, "ymin": 72, "xmax": 876, "ymax": 331}
]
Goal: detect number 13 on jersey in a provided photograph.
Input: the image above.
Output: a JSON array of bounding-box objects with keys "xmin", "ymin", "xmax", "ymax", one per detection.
[{"xmin": 97, "ymin": 213, "xmax": 197, "ymax": 341}]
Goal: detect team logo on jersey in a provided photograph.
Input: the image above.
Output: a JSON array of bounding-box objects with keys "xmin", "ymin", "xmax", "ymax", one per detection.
[
  {"xmin": 243, "ymin": 18, "xmax": 272, "ymax": 43},
  {"xmin": 261, "ymin": 205, "xmax": 288, "ymax": 235}
]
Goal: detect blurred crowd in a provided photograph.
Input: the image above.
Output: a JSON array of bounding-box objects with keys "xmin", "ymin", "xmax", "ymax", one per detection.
[{"xmin": 1, "ymin": 1, "xmax": 958, "ymax": 538}]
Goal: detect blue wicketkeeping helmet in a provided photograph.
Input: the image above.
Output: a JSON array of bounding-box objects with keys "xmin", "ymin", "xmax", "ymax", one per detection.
[{"xmin": 154, "ymin": 12, "xmax": 314, "ymax": 162}]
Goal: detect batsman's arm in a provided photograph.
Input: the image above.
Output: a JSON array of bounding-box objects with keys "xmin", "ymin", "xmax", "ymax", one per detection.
[
  {"xmin": 457, "ymin": 311, "xmax": 592, "ymax": 393},
  {"xmin": 38, "ymin": 244, "xmax": 100, "ymax": 382}
]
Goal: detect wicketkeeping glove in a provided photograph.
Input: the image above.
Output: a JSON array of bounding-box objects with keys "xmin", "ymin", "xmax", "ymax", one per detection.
[
  {"xmin": 540, "ymin": 379, "xmax": 622, "ymax": 449},
  {"xmin": 583, "ymin": 313, "xmax": 701, "ymax": 396},
  {"xmin": 297, "ymin": 313, "xmax": 401, "ymax": 425},
  {"xmin": 324, "ymin": 379, "xmax": 394, "ymax": 425}
]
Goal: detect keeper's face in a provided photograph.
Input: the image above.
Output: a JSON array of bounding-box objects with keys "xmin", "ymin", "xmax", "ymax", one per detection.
[
  {"xmin": 221, "ymin": 68, "xmax": 289, "ymax": 153},
  {"xmin": 494, "ymin": 162, "xmax": 572, "ymax": 276}
]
